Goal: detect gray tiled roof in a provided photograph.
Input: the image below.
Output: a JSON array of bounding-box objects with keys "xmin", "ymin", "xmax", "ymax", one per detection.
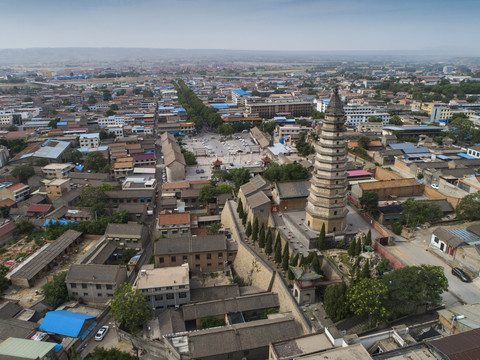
[
  {"xmin": 275, "ymin": 181, "xmax": 310, "ymax": 199},
  {"xmin": 155, "ymin": 235, "xmax": 227, "ymax": 255},
  {"xmin": 246, "ymin": 190, "xmax": 270, "ymax": 209},
  {"xmin": 66, "ymin": 264, "xmax": 126, "ymax": 283},
  {"xmin": 105, "ymin": 223, "xmax": 145, "ymax": 238}
]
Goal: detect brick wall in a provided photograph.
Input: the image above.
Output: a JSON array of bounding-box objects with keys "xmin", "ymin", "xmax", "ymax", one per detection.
[{"xmin": 373, "ymin": 166, "xmax": 404, "ymax": 181}]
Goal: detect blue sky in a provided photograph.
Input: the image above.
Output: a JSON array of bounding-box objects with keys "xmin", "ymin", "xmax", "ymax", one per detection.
[{"xmin": 1, "ymin": 0, "xmax": 479, "ymax": 53}]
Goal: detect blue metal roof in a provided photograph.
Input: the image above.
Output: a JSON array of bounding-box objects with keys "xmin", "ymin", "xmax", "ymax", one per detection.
[
  {"xmin": 436, "ymin": 155, "xmax": 451, "ymax": 160},
  {"xmin": 448, "ymin": 228, "xmax": 480, "ymax": 245},
  {"xmin": 56, "ymin": 122, "xmax": 67, "ymax": 126},
  {"xmin": 389, "ymin": 143, "xmax": 430, "ymax": 154},
  {"xmin": 457, "ymin": 153, "xmax": 476, "ymax": 159},
  {"xmin": 39, "ymin": 310, "xmax": 95, "ymax": 337},
  {"xmin": 232, "ymin": 89, "xmax": 250, "ymax": 96},
  {"xmin": 44, "ymin": 219, "xmax": 79, "ymax": 227},
  {"xmin": 211, "ymin": 104, "xmax": 229, "ymax": 109}
]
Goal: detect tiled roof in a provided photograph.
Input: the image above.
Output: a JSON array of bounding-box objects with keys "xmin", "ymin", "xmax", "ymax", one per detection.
[
  {"xmin": 27, "ymin": 204, "xmax": 52, "ymax": 213},
  {"xmin": 7, "ymin": 183, "xmax": 28, "ymax": 192},
  {"xmin": 158, "ymin": 212, "xmax": 191, "ymax": 226},
  {"xmin": 360, "ymin": 178, "xmax": 419, "ymax": 190}
]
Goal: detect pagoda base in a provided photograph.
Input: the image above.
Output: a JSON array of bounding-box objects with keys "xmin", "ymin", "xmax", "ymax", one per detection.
[{"xmin": 305, "ymin": 211, "xmax": 346, "ymax": 233}]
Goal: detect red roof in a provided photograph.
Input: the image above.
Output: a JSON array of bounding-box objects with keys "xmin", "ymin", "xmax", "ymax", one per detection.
[
  {"xmin": 7, "ymin": 183, "xmax": 28, "ymax": 192},
  {"xmin": 133, "ymin": 153, "xmax": 156, "ymax": 161},
  {"xmin": 27, "ymin": 204, "xmax": 52, "ymax": 213},
  {"xmin": 0, "ymin": 222, "xmax": 14, "ymax": 237},
  {"xmin": 0, "ymin": 199, "xmax": 15, "ymax": 207}
]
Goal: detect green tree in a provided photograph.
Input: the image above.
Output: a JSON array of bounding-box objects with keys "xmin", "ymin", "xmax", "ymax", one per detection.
[
  {"xmin": 365, "ymin": 229, "xmax": 372, "ymax": 247},
  {"xmin": 317, "ymin": 223, "xmax": 326, "ymax": 250},
  {"xmin": 347, "ymin": 278, "xmax": 389, "ymax": 325},
  {"xmin": 14, "ymin": 218, "xmax": 34, "ymax": 234},
  {"xmin": 217, "ymin": 123, "xmax": 234, "ymax": 137},
  {"xmin": 252, "ymin": 218, "xmax": 259, "ymax": 243},
  {"xmin": 368, "ymin": 116, "xmax": 382, "ymax": 122},
  {"xmin": 42, "ymin": 271, "xmax": 69, "ymax": 308},
  {"xmin": 456, "ymin": 191, "xmax": 480, "ymax": 221},
  {"xmin": 348, "ymin": 239, "xmax": 356, "ymax": 257},
  {"xmin": 355, "ymin": 237, "xmax": 362, "ymax": 256},
  {"xmin": 111, "ymin": 283, "xmax": 152, "ymax": 335},
  {"xmin": 89, "ymin": 347, "xmax": 136, "ymax": 360},
  {"xmin": 0, "ymin": 205, "xmax": 10, "ymax": 218},
  {"xmin": 392, "ymin": 221, "xmax": 403, "ymax": 235},
  {"xmin": 199, "ymin": 185, "xmax": 218, "ymax": 204},
  {"xmin": 242, "ymin": 212, "xmax": 247, "ymax": 225},
  {"xmin": 382, "ymin": 265, "xmax": 448, "ymax": 318},
  {"xmin": 63, "ymin": 148, "xmax": 82, "ymax": 164},
  {"xmin": 389, "ymin": 115, "xmax": 403, "ymax": 125},
  {"xmin": 401, "ymin": 198, "xmax": 442, "ymax": 227},
  {"xmin": 324, "ymin": 282, "xmax": 349, "ymax": 322},
  {"xmin": 236, "ymin": 199, "xmax": 243, "ymax": 215},
  {"xmin": 295, "ymin": 131, "xmax": 315, "ymax": 157},
  {"xmin": 265, "ymin": 229, "xmax": 273, "ymax": 255},
  {"xmin": 311, "ymin": 253, "xmax": 320, "ymax": 274},
  {"xmin": 377, "ymin": 258, "xmax": 390, "ymax": 275},
  {"xmin": 87, "ymin": 95, "xmax": 97, "ymax": 104},
  {"xmin": 207, "ymin": 222, "xmax": 222, "ymax": 235},
  {"xmin": 358, "ymin": 136, "xmax": 371, "ymax": 149},
  {"xmin": 448, "ymin": 115, "xmax": 473, "ymax": 142},
  {"xmin": 228, "ymin": 168, "xmax": 251, "ymax": 191},
  {"xmin": 274, "ymin": 240, "xmax": 282, "ymax": 264},
  {"xmin": 263, "ymin": 162, "xmax": 309, "ymax": 183},
  {"xmin": 199, "ymin": 315, "xmax": 225, "ymax": 329},
  {"xmin": 361, "ymin": 259, "xmax": 370, "ymax": 279},
  {"xmin": 84, "ymin": 152, "xmax": 108, "ymax": 173},
  {"xmin": 246, "ymin": 221, "xmax": 252, "ymax": 237},
  {"xmin": 11, "ymin": 164, "xmax": 35, "ymax": 183},
  {"xmin": 281, "ymin": 243, "xmax": 290, "ymax": 271},
  {"xmin": 0, "ymin": 264, "xmax": 10, "ymax": 293},
  {"xmin": 359, "ymin": 191, "xmax": 379, "ymax": 216},
  {"xmin": 48, "ymin": 119, "xmax": 58, "ymax": 128},
  {"xmin": 218, "ymin": 184, "xmax": 233, "ymax": 194},
  {"xmin": 258, "ymin": 223, "xmax": 266, "ymax": 248},
  {"xmin": 105, "ymin": 109, "xmax": 116, "ymax": 116},
  {"xmin": 182, "ymin": 150, "xmax": 197, "ymax": 165}
]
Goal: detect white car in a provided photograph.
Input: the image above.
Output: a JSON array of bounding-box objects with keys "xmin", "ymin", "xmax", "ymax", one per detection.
[
  {"xmin": 95, "ymin": 326, "xmax": 109, "ymax": 341},
  {"xmin": 431, "ymin": 184, "xmax": 439, "ymax": 190}
]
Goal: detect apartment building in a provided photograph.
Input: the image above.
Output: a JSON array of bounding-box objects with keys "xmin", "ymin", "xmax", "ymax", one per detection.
[
  {"xmin": 79, "ymin": 133, "xmax": 100, "ymax": 148},
  {"xmin": 41, "ymin": 163, "xmax": 75, "ymax": 179},
  {"xmin": 154, "ymin": 235, "xmax": 237, "ymax": 273},
  {"xmin": 122, "ymin": 176, "xmax": 157, "ymax": 191},
  {"xmin": 45, "ymin": 178, "xmax": 71, "ymax": 202},
  {"xmin": 135, "ymin": 264, "xmax": 190, "ymax": 315},
  {"xmin": 113, "ymin": 157, "xmax": 134, "ymax": 180},
  {"xmin": 0, "ymin": 111, "xmax": 13, "ymax": 127},
  {"xmin": 66, "ymin": 264, "xmax": 127, "ymax": 304},
  {"xmin": 344, "ymin": 105, "xmax": 391, "ymax": 126},
  {"xmin": 157, "ymin": 211, "xmax": 191, "ymax": 237},
  {"xmin": 275, "ymin": 125, "xmax": 311, "ymax": 142},
  {"xmin": 0, "ymin": 183, "xmax": 30, "ymax": 203},
  {"xmin": 133, "ymin": 153, "xmax": 156, "ymax": 167},
  {"xmin": 104, "ymin": 222, "xmax": 149, "ymax": 250},
  {"xmin": 246, "ymin": 100, "xmax": 312, "ymax": 118}
]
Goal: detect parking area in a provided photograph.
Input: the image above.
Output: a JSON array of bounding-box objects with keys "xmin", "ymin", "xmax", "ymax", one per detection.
[{"xmin": 182, "ymin": 132, "xmax": 264, "ymax": 180}]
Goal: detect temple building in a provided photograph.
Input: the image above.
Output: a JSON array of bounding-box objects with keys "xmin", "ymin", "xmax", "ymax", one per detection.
[{"xmin": 305, "ymin": 89, "xmax": 348, "ymax": 233}]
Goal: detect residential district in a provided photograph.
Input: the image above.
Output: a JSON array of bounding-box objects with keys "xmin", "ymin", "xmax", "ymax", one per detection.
[{"xmin": 0, "ymin": 61, "xmax": 480, "ymax": 359}]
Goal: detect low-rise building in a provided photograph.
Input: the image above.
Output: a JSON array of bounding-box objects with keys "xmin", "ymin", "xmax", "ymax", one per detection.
[
  {"xmin": 104, "ymin": 222, "xmax": 149, "ymax": 250},
  {"xmin": 135, "ymin": 264, "xmax": 190, "ymax": 315},
  {"xmin": 0, "ymin": 183, "xmax": 30, "ymax": 203},
  {"xmin": 45, "ymin": 178, "xmax": 71, "ymax": 202},
  {"xmin": 154, "ymin": 234, "xmax": 237, "ymax": 272},
  {"xmin": 79, "ymin": 133, "xmax": 100, "ymax": 148},
  {"xmin": 157, "ymin": 211, "xmax": 191, "ymax": 237},
  {"xmin": 66, "ymin": 264, "xmax": 127, "ymax": 304},
  {"xmin": 41, "ymin": 163, "xmax": 75, "ymax": 179}
]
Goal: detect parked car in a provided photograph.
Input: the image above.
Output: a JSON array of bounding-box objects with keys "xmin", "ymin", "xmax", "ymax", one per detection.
[
  {"xmin": 95, "ymin": 326, "xmax": 109, "ymax": 341},
  {"xmin": 431, "ymin": 184, "xmax": 439, "ymax": 190},
  {"xmin": 196, "ymin": 169, "xmax": 201, "ymax": 174},
  {"xmin": 451, "ymin": 267, "xmax": 471, "ymax": 282},
  {"xmin": 200, "ymin": 169, "xmax": 205, "ymax": 173}
]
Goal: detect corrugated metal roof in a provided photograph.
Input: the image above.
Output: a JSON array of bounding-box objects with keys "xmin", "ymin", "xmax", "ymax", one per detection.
[
  {"xmin": 0, "ymin": 337, "xmax": 56, "ymax": 358},
  {"xmin": 39, "ymin": 310, "xmax": 95, "ymax": 337}
]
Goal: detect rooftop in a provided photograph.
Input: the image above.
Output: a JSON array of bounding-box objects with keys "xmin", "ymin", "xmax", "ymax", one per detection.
[
  {"xmin": 155, "ymin": 235, "xmax": 228, "ymax": 255},
  {"xmin": 0, "ymin": 337, "xmax": 56, "ymax": 359},
  {"xmin": 66, "ymin": 264, "xmax": 126, "ymax": 283},
  {"xmin": 135, "ymin": 265, "xmax": 189, "ymax": 289},
  {"xmin": 39, "ymin": 310, "xmax": 95, "ymax": 337},
  {"xmin": 105, "ymin": 223, "xmax": 144, "ymax": 238},
  {"xmin": 158, "ymin": 211, "xmax": 191, "ymax": 226}
]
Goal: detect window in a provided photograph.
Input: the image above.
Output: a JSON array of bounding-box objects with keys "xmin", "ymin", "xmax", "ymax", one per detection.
[
  {"xmin": 218, "ymin": 252, "xmax": 223, "ymax": 259},
  {"xmin": 206, "ymin": 253, "xmax": 211, "ymax": 260},
  {"xmin": 171, "ymin": 256, "xmax": 176, "ymax": 262},
  {"xmin": 195, "ymin": 254, "xmax": 200, "ymax": 261},
  {"xmin": 98, "ymin": 293, "xmax": 102, "ymax": 297},
  {"xmin": 166, "ymin": 293, "xmax": 174, "ymax": 300},
  {"xmin": 218, "ymin": 262, "xmax": 223, "ymax": 266},
  {"xmin": 96, "ymin": 284, "xmax": 102, "ymax": 290},
  {"xmin": 107, "ymin": 294, "xmax": 113, "ymax": 297},
  {"xmin": 334, "ymin": 211, "xmax": 337, "ymax": 215},
  {"xmin": 106, "ymin": 285, "xmax": 113, "ymax": 290},
  {"xmin": 155, "ymin": 294, "xmax": 163, "ymax": 301},
  {"xmin": 179, "ymin": 292, "xmax": 187, "ymax": 298},
  {"xmin": 228, "ymin": 253, "xmax": 233, "ymax": 258},
  {"xmin": 83, "ymin": 293, "xmax": 88, "ymax": 296},
  {"xmin": 159, "ymin": 257, "xmax": 164, "ymax": 263},
  {"xmin": 72, "ymin": 292, "xmax": 78, "ymax": 295},
  {"xmin": 179, "ymin": 285, "xmax": 186, "ymax": 289},
  {"xmin": 82, "ymin": 283, "xmax": 87, "ymax": 289},
  {"xmin": 183, "ymin": 255, "xmax": 188, "ymax": 263},
  {"xmin": 71, "ymin": 283, "xmax": 77, "ymax": 289},
  {"xmin": 207, "ymin": 263, "xmax": 212, "ymax": 267},
  {"xmin": 195, "ymin": 264, "xmax": 200, "ymax": 268}
]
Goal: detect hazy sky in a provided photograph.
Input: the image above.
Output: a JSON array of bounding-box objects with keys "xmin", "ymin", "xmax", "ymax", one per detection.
[{"xmin": 2, "ymin": 0, "xmax": 479, "ymax": 53}]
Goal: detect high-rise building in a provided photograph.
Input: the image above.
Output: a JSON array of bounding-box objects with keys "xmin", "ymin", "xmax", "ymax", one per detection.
[{"xmin": 305, "ymin": 89, "xmax": 348, "ymax": 233}]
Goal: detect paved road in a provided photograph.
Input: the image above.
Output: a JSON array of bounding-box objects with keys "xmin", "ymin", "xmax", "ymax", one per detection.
[{"xmin": 386, "ymin": 239, "xmax": 480, "ymax": 307}]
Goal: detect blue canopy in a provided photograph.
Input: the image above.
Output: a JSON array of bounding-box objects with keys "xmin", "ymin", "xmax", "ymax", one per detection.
[{"xmin": 40, "ymin": 310, "xmax": 95, "ymax": 337}]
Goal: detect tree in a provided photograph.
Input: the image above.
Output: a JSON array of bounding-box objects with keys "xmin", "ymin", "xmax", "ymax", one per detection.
[
  {"xmin": 63, "ymin": 147, "xmax": 82, "ymax": 163},
  {"xmin": 0, "ymin": 205, "xmax": 10, "ymax": 218},
  {"xmin": 218, "ymin": 184, "xmax": 233, "ymax": 194},
  {"xmin": 382, "ymin": 265, "xmax": 448, "ymax": 318},
  {"xmin": 0, "ymin": 264, "xmax": 9, "ymax": 293},
  {"xmin": 87, "ymin": 95, "xmax": 97, "ymax": 104},
  {"xmin": 365, "ymin": 230, "xmax": 372, "ymax": 247},
  {"xmin": 263, "ymin": 162, "xmax": 309, "ymax": 183},
  {"xmin": 368, "ymin": 116, "xmax": 382, "ymax": 122},
  {"xmin": 217, "ymin": 123, "xmax": 234, "ymax": 137},
  {"xmin": 84, "ymin": 152, "xmax": 108, "ymax": 173},
  {"xmin": 401, "ymin": 198, "xmax": 442, "ymax": 227},
  {"xmin": 359, "ymin": 191, "xmax": 379, "ymax": 216},
  {"xmin": 377, "ymin": 258, "xmax": 390, "ymax": 275},
  {"xmin": 11, "ymin": 164, "xmax": 35, "ymax": 183},
  {"xmin": 199, "ymin": 315, "xmax": 225, "ymax": 329},
  {"xmin": 14, "ymin": 218, "xmax": 34, "ymax": 234},
  {"xmin": 242, "ymin": 212, "xmax": 247, "ymax": 225},
  {"xmin": 252, "ymin": 218, "xmax": 259, "ymax": 243},
  {"xmin": 348, "ymin": 239, "xmax": 356, "ymax": 257},
  {"xmin": 355, "ymin": 237, "xmax": 362, "ymax": 256},
  {"xmin": 324, "ymin": 282, "xmax": 349, "ymax": 322},
  {"xmin": 228, "ymin": 168, "xmax": 251, "ymax": 191},
  {"xmin": 389, "ymin": 115, "xmax": 403, "ymax": 125},
  {"xmin": 236, "ymin": 199, "xmax": 243, "ymax": 215},
  {"xmin": 361, "ymin": 259, "xmax": 370, "ymax": 279},
  {"xmin": 295, "ymin": 131, "xmax": 315, "ymax": 157},
  {"xmin": 311, "ymin": 253, "xmax": 320, "ymax": 274},
  {"xmin": 448, "ymin": 115, "xmax": 473, "ymax": 142},
  {"xmin": 258, "ymin": 223, "xmax": 265, "ymax": 248},
  {"xmin": 291, "ymin": 253, "xmax": 299, "ymax": 267},
  {"xmin": 42, "ymin": 271, "xmax": 69, "ymax": 308},
  {"xmin": 274, "ymin": 240, "xmax": 282, "ymax": 264},
  {"xmin": 199, "ymin": 185, "xmax": 218, "ymax": 204},
  {"xmin": 265, "ymin": 229, "xmax": 273, "ymax": 255},
  {"xmin": 347, "ymin": 278, "xmax": 389, "ymax": 325},
  {"xmin": 317, "ymin": 223, "xmax": 326, "ymax": 250},
  {"xmin": 358, "ymin": 136, "xmax": 371, "ymax": 149},
  {"xmin": 456, "ymin": 191, "xmax": 480, "ymax": 221},
  {"xmin": 182, "ymin": 150, "xmax": 197, "ymax": 165},
  {"xmin": 207, "ymin": 222, "xmax": 222, "ymax": 235},
  {"xmin": 89, "ymin": 347, "xmax": 136, "ymax": 360},
  {"xmin": 246, "ymin": 221, "xmax": 252, "ymax": 237},
  {"xmin": 281, "ymin": 243, "xmax": 290, "ymax": 271},
  {"xmin": 111, "ymin": 283, "xmax": 152, "ymax": 335}
]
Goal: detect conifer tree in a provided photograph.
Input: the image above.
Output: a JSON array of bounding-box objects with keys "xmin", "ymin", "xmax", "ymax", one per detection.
[
  {"xmin": 246, "ymin": 221, "xmax": 252, "ymax": 237},
  {"xmin": 361, "ymin": 259, "xmax": 370, "ymax": 279},
  {"xmin": 274, "ymin": 241, "xmax": 282, "ymax": 264},
  {"xmin": 311, "ymin": 253, "xmax": 320, "ymax": 274},
  {"xmin": 237, "ymin": 199, "xmax": 243, "ymax": 215},
  {"xmin": 252, "ymin": 218, "xmax": 259, "ymax": 243},
  {"xmin": 291, "ymin": 253, "xmax": 299, "ymax": 267},
  {"xmin": 317, "ymin": 223, "xmax": 326, "ymax": 250},
  {"xmin": 355, "ymin": 237, "xmax": 362, "ymax": 256},
  {"xmin": 265, "ymin": 229, "xmax": 273, "ymax": 255},
  {"xmin": 365, "ymin": 229, "xmax": 372, "ymax": 247},
  {"xmin": 242, "ymin": 212, "xmax": 247, "ymax": 225},
  {"xmin": 348, "ymin": 239, "xmax": 356, "ymax": 257},
  {"xmin": 258, "ymin": 223, "xmax": 265, "ymax": 248},
  {"xmin": 282, "ymin": 243, "xmax": 290, "ymax": 271}
]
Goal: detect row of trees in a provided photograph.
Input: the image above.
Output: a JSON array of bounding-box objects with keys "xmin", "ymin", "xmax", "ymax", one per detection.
[
  {"xmin": 324, "ymin": 265, "xmax": 448, "ymax": 324},
  {"xmin": 175, "ymin": 80, "xmax": 223, "ymax": 130},
  {"xmin": 211, "ymin": 168, "xmax": 251, "ymax": 192},
  {"xmin": 263, "ymin": 162, "xmax": 309, "ymax": 183}
]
